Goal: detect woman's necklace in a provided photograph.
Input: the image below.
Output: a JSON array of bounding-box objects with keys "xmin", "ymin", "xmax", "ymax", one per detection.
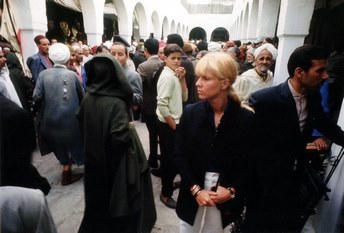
[{"xmin": 214, "ymin": 112, "xmax": 223, "ymax": 128}]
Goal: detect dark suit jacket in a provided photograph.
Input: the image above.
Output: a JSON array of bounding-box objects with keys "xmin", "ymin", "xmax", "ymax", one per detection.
[
  {"xmin": 137, "ymin": 55, "xmax": 162, "ymax": 116},
  {"xmin": 26, "ymin": 52, "xmax": 52, "ymax": 82},
  {"xmin": 248, "ymin": 80, "xmax": 344, "ymax": 231},
  {"xmin": 181, "ymin": 56, "xmax": 197, "ymax": 105},
  {"xmin": 174, "ymin": 100, "xmax": 255, "ymax": 228}
]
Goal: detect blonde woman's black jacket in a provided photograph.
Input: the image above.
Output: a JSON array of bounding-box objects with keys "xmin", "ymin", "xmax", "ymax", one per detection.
[{"xmin": 174, "ymin": 99, "xmax": 255, "ymax": 228}]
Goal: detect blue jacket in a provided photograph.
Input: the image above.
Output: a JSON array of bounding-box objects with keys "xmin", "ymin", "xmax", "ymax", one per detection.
[{"xmin": 26, "ymin": 53, "xmax": 53, "ymax": 82}]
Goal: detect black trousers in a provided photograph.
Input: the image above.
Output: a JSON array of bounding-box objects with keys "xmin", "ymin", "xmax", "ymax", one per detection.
[
  {"xmin": 143, "ymin": 114, "xmax": 159, "ymax": 159},
  {"xmin": 158, "ymin": 121, "xmax": 178, "ymax": 197}
]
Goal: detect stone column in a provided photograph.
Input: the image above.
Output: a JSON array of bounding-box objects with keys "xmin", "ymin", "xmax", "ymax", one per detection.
[
  {"xmin": 11, "ymin": 0, "xmax": 47, "ymax": 66},
  {"xmin": 80, "ymin": 0, "xmax": 105, "ymax": 47},
  {"xmin": 246, "ymin": 0, "xmax": 259, "ymax": 43},
  {"xmin": 273, "ymin": 0, "xmax": 315, "ymax": 85},
  {"xmin": 256, "ymin": 0, "xmax": 280, "ymax": 41},
  {"xmin": 85, "ymin": 33, "xmax": 103, "ymax": 47}
]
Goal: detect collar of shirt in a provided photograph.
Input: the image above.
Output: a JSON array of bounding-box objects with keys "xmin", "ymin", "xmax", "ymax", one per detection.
[
  {"xmin": 288, "ymin": 79, "xmax": 308, "ymax": 131},
  {"xmin": 288, "ymin": 79, "xmax": 307, "ymax": 99}
]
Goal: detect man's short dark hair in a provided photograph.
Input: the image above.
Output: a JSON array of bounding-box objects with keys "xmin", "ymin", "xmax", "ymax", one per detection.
[
  {"xmin": 264, "ymin": 37, "xmax": 273, "ymax": 44},
  {"xmin": 163, "ymin": 44, "xmax": 182, "ymax": 57},
  {"xmin": 287, "ymin": 45, "xmax": 330, "ymax": 76},
  {"xmin": 144, "ymin": 38, "xmax": 159, "ymax": 55},
  {"xmin": 34, "ymin": 35, "xmax": 46, "ymax": 45},
  {"xmin": 112, "ymin": 35, "xmax": 130, "ymax": 47},
  {"xmin": 197, "ymin": 41, "xmax": 208, "ymax": 51},
  {"xmin": 233, "ymin": 40, "xmax": 241, "ymax": 47}
]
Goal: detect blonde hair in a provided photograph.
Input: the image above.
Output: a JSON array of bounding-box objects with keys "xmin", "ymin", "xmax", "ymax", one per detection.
[{"xmin": 195, "ymin": 51, "xmax": 241, "ymax": 104}]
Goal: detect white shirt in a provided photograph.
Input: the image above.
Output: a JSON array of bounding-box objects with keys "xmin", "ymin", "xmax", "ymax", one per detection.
[
  {"xmin": 0, "ymin": 66, "xmax": 22, "ymax": 107},
  {"xmin": 156, "ymin": 66, "xmax": 187, "ymax": 124},
  {"xmin": 288, "ymin": 80, "xmax": 307, "ymax": 132}
]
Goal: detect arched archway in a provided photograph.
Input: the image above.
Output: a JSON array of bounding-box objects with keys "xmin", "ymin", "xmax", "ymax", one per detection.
[
  {"xmin": 162, "ymin": 17, "xmax": 169, "ymax": 40},
  {"xmin": 171, "ymin": 20, "xmax": 176, "ymax": 34},
  {"xmin": 132, "ymin": 3, "xmax": 148, "ymax": 41},
  {"xmin": 176, "ymin": 22, "xmax": 181, "ymax": 35},
  {"xmin": 189, "ymin": 27, "xmax": 206, "ymax": 42},
  {"xmin": 210, "ymin": 27, "xmax": 229, "ymax": 42},
  {"xmin": 103, "ymin": 1, "xmax": 118, "ymax": 42},
  {"xmin": 111, "ymin": 0, "xmax": 129, "ymax": 43},
  {"xmin": 151, "ymin": 11, "xmax": 160, "ymax": 39}
]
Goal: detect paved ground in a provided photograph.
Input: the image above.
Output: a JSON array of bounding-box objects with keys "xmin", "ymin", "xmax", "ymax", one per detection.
[{"xmin": 32, "ymin": 120, "xmax": 179, "ymax": 233}]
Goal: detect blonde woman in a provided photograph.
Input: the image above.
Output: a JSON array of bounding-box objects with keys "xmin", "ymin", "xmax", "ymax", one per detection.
[{"xmin": 174, "ymin": 52, "xmax": 254, "ymax": 232}]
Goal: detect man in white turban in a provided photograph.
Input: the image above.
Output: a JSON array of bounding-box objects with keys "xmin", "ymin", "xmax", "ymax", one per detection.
[
  {"xmin": 233, "ymin": 43, "xmax": 278, "ymax": 105},
  {"xmin": 33, "ymin": 42, "xmax": 84, "ymax": 185}
]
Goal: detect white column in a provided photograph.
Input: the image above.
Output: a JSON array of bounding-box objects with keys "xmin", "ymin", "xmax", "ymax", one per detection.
[
  {"xmin": 246, "ymin": 0, "xmax": 259, "ymax": 43},
  {"xmin": 273, "ymin": 0, "xmax": 316, "ymax": 85},
  {"xmin": 12, "ymin": 0, "xmax": 47, "ymax": 67},
  {"xmin": 20, "ymin": 29, "xmax": 45, "ymax": 64},
  {"xmin": 256, "ymin": 0, "xmax": 280, "ymax": 40},
  {"xmin": 80, "ymin": 0, "xmax": 105, "ymax": 47},
  {"xmin": 273, "ymin": 35, "xmax": 305, "ymax": 84},
  {"xmin": 86, "ymin": 32, "xmax": 103, "ymax": 47}
]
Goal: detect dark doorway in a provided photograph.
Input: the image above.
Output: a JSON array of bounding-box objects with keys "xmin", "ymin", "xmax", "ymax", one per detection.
[
  {"xmin": 103, "ymin": 14, "xmax": 118, "ymax": 42},
  {"xmin": 211, "ymin": 27, "xmax": 229, "ymax": 42},
  {"xmin": 189, "ymin": 27, "xmax": 207, "ymax": 42},
  {"xmin": 46, "ymin": 1, "xmax": 86, "ymax": 44}
]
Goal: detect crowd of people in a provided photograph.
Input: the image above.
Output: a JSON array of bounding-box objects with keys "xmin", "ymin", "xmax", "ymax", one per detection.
[{"xmin": 1, "ymin": 30, "xmax": 344, "ymax": 233}]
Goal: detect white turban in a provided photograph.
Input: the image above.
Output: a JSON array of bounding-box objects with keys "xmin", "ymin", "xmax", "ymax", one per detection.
[
  {"xmin": 254, "ymin": 43, "xmax": 278, "ymax": 60},
  {"xmin": 49, "ymin": 43, "xmax": 70, "ymax": 65},
  {"xmin": 207, "ymin": 41, "xmax": 222, "ymax": 52},
  {"xmin": 246, "ymin": 47, "xmax": 255, "ymax": 55}
]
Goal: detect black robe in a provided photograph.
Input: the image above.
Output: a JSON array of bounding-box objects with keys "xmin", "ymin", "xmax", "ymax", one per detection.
[{"xmin": 77, "ymin": 55, "xmax": 155, "ymax": 233}]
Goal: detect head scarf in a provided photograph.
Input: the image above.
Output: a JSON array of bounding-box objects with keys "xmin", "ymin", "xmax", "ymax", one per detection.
[
  {"xmin": 84, "ymin": 54, "xmax": 133, "ymax": 107},
  {"xmin": 5, "ymin": 52, "xmax": 22, "ymax": 70},
  {"xmin": 246, "ymin": 47, "xmax": 255, "ymax": 55}
]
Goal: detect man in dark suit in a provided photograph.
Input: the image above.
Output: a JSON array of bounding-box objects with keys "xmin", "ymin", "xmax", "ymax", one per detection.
[
  {"xmin": 137, "ymin": 38, "xmax": 163, "ymax": 169},
  {"xmin": 246, "ymin": 45, "xmax": 344, "ymax": 232},
  {"xmin": 26, "ymin": 35, "xmax": 53, "ymax": 83}
]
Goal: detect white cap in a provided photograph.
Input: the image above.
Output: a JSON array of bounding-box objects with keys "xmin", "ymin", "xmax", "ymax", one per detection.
[
  {"xmin": 49, "ymin": 43, "xmax": 70, "ymax": 65},
  {"xmin": 207, "ymin": 41, "xmax": 221, "ymax": 52}
]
